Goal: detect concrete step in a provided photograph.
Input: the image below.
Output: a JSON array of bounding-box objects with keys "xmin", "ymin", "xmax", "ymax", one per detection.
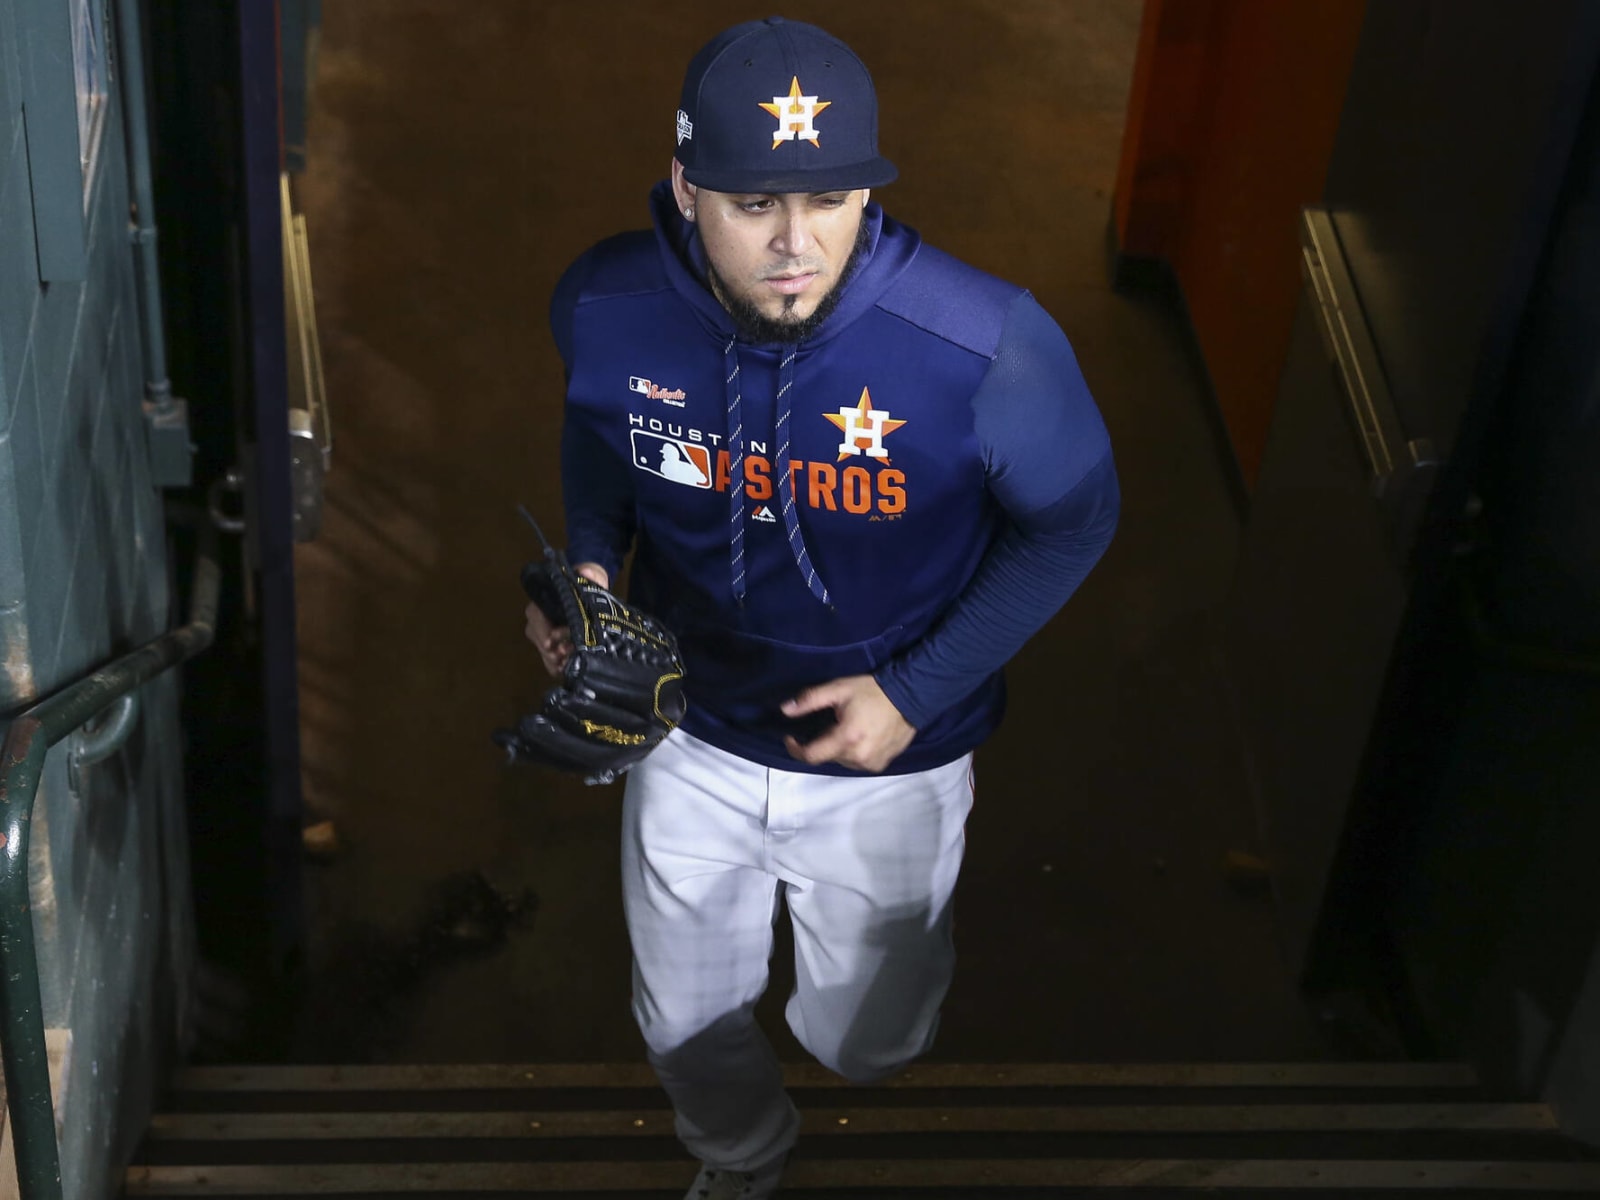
[
  {"xmin": 166, "ymin": 1061, "xmax": 1485, "ymax": 1095},
  {"xmin": 122, "ymin": 1157, "xmax": 1600, "ymax": 1195},
  {"xmin": 128, "ymin": 1062, "xmax": 1600, "ymax": 1196}
]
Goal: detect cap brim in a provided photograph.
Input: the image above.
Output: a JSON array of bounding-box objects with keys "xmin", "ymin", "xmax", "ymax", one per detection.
[{"xmin": 680, "ymin": 156, "xmax": 896, "ymax": 194}]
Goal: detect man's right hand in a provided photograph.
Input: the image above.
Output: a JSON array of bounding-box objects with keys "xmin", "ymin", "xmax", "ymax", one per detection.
[{"xmin": 524, "ymin": 562, "xmax": 610, "ymax": 677}]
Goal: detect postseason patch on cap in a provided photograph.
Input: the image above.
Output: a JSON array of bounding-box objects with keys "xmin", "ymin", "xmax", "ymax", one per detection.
[
  {"xmin": 675, "ymin": 109, "xmax": 693, "ymax": 145},
  {"xmin": 758, "ymin": 77, "xmax": 831, "ymax": 149}
]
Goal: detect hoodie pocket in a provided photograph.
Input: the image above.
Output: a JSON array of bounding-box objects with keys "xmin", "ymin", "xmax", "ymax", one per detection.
[{"xmin": 676, "ymin": 621, "xmax": 908, "ymax": 740}]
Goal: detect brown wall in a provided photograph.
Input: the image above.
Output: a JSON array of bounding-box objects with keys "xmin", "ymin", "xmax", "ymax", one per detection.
[{"xmin": 1114, "ymin": 0, "xmax": 1367, "ymax": 484}]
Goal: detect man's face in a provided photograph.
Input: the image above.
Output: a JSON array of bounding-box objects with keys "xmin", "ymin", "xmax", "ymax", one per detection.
[{"xmin": 672, "ymin": 161, "xmax": 867, "ymax": 339}]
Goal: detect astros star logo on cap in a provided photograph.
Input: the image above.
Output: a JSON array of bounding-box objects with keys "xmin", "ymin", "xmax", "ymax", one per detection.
[{"xmin": 759, "ymin": 77, "xmax": 831, "ymax": 149}]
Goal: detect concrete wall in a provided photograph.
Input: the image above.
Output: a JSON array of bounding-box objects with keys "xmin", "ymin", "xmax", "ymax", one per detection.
[{"xmin": 0, "ymin": 0, "xmax": 195, "ymax": 1195}]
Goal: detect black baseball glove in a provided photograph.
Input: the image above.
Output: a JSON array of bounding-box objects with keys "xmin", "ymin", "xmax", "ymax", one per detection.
[{"xmin": 494, "ymin": 541, "xmax": 687, "ymax": 786}]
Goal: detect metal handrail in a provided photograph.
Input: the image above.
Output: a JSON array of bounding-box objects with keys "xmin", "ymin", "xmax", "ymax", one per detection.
[{"xmin": 0, "ymin": 533, "xmax": 219, "ymax": 1199}]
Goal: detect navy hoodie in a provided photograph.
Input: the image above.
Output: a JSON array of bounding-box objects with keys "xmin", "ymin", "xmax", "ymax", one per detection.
[{"xmin": 551, "ymin": 183, "xmax": 1118, "ymax": 775}]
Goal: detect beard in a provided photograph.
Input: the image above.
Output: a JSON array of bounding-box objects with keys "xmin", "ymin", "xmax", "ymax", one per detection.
[{"xmin": 708, "ymin": 218, "xmax": 872, "ymax": 346}]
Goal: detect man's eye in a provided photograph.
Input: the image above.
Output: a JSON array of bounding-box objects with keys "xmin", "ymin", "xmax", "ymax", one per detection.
[{"xmin": 739, "ymin": 199, "xmax": 774, "ymax": 213}]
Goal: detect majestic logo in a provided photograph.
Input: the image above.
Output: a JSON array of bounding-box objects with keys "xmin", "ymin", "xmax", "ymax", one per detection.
[
  {"xmin": 631, "ymin": 430, "xmax": 712, "ymax": 488},
  {"xmin": 629, "ymin": 375, "xmax": 687, "ymax": 408},
  {"xmin": 751, "ymin": 504, "xmax": 777, "ymax": 524},
  {"xmin": 825, "ymin": 387, "xmax": 906, "ymax": 463},
  {"xmin": 675, "ymin": 109, "xmax": 694, "ymax": 145},
  {"xmin": 759, "ymin": 77, "xmax": 830, "ymax": 148}
]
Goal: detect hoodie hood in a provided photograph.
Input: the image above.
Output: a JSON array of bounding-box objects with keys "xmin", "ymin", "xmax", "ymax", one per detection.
[
  {"xmin": 648, "ymin": 180, "xmax": 919, "ymax": 347},
  {"xmin": 646, "ymin": 179, "xmax": 925, "ymax": 613}
]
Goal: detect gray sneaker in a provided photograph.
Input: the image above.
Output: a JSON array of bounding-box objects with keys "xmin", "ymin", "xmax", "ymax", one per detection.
[{"xmin": 682, "ymin": 1152, "xmax": 787, "ymax": 1199}]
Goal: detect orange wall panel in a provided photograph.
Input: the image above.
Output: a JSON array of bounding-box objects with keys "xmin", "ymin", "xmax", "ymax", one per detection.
[
  {"xmin": 1114, "ymin": 0, "xmax": 1367, "ymax": 485},
  {"xmin": 1114, "ymin": 0, "xmax": 1226, "ymax": 260}
]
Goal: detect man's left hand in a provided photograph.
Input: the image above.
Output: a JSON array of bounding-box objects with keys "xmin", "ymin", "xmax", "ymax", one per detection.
[{"xmin": 782, "ymin": 675, "xmax": 916, "ymax": 773}]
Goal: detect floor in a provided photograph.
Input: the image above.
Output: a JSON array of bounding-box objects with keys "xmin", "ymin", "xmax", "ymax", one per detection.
[{"xmin": 288, "ymin": 0, "xmax": 1338, "ymax": 1067}]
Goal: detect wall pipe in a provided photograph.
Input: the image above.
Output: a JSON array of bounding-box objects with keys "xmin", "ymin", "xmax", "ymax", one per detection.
[
  {"xmin": 113, "ymin": 0, "xmax": 173, "ymax": 417},
  {"xmin": 0, "ymin": 533, "xmax": 219, "ymax": 1200}
]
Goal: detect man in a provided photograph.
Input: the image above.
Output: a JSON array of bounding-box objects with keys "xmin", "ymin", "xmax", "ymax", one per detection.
[{"xmin": 526, "ymin": 16, "xmax": 1118, "ymax": 1198}]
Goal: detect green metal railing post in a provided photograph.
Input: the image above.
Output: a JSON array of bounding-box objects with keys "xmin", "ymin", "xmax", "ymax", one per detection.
[
  {"xmin": 0, "ymin": 539, "xmax": 219, "ymax": 1200},
  {"xmin": 0, "ymin": 716, "xmax": 57, "ymax": 1196}
]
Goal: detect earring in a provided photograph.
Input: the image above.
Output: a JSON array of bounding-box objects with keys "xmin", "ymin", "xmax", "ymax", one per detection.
[{"xmin": 684, "ymin": 206, "xmax": 694, "ymax": 219}]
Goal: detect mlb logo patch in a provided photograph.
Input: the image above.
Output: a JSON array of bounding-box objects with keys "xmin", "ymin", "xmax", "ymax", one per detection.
[{"xmin": 631, "ymin": 430, "xmax": 711, "ymax": 488}]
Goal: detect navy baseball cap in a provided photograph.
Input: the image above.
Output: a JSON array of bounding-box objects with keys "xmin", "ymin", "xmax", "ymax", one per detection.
[{"xmin": 674, "ymin": 17, "xmax": 897, "ymax": 194}]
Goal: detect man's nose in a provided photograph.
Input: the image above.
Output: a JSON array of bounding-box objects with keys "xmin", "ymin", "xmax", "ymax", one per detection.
[{"xmin": 771, "ymin": 207, "xmax": 815, "ymax": 259}]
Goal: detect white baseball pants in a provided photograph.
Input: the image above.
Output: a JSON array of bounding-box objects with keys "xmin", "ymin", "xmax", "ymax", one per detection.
[{"xmin": 621, "ymin": 728, "xmax": 975, "ymax": 1172}]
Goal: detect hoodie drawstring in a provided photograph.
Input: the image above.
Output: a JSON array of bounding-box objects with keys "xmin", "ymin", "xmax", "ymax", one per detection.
[
  {"xmin": 774, "ymin": 345, "xmax": 832, "ymax": 608},
  {"xmin": 722, "ymin": 339, "xmax": 833, "ymax": 610},
  {"xmin": 724, "ymin": 336, "xmax": 748, "ymax": 606}
]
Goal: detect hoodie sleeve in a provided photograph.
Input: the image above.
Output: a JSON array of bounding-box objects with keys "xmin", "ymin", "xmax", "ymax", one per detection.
[
  {"xmin": 875, "ymin": 292, "xmax": 1119, "ymax": 729},
  {"xmin": 552, "ymin": 253, "xmax": 636, "ymax": 581}
]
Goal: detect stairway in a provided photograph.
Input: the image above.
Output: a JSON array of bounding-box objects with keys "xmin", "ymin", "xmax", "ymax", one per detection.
[{"xmin": 127, "ymin": 1061, "xmax": 1600, "ymax": 1196}]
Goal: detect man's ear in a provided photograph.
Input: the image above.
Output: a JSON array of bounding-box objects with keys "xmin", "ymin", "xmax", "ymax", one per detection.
[
  {"xmin": 862, "ymin": 189, "xmax": 871, "ymax": 207},
  {"xmin": 670, "ymin": 159, "xmax": 697, "ymax": 220}
]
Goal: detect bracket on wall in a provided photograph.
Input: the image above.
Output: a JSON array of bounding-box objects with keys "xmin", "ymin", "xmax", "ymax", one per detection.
[
  {"xmin": 66, "ymin": 692, "xmax": 140, "ymax": 796},
  {"xmin": 281, "ymin": 174, "xmax": 330, "ymax": 543},
  {"xmin": 142, "ymin": 398, "xmax": 195, "ymax": 489},
  {"xmin": 1299, "ymin": 206, "xmax": 1438, "ymax": 560}
]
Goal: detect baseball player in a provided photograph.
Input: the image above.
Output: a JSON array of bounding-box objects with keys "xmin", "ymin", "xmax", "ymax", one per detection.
[{"xmin": 525, "ymin": 17, "xmax": 1119, "ymax": 1198}]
